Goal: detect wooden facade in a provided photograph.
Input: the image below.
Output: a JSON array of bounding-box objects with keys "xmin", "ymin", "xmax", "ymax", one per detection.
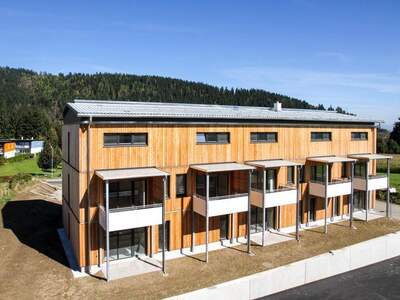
[{"xmin": 62, "ymin": 122, "xmax": 377, "ymax": 268}]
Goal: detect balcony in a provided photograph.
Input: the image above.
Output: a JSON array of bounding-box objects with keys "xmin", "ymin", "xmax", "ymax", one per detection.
[
  {"xmin": 251, "ymin": 186, "xmax": 297, "ymax": 208},
  {"xmin": 353, "ymin": 174, "xmax": 388, "ymax": 191},
  {"xmin": 99, "ymin": 204, "xmax": 162, "ymax": 232},
  {"xmin": 309, "ymin": 178, "xmax": 352, "ymax": 198},
  {"xmin": 193, "ymin": 193, "xmax": 249, "ymax": 217}
]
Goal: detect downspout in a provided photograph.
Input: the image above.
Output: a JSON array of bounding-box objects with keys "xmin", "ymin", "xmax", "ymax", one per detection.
[{"xmin": 87, "ymin": 116, "xmax": 92, "ymax": 273}]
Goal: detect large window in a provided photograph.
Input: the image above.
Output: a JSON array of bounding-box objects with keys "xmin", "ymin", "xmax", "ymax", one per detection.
[
  {"xmin": 110, "ymin": 228, "xmax": 147, "ymax": 261},
  {"xmin": 176, "ymin": 174, "xmax": 187, "ymax": 197},
  {"xmin": 196, "ymin": 132, "xmax": 230, "ymax": 144},
  {"xmin": 107, "ymin": 180, "xmax": 148, "ymax": 209},
  {"xmin": 311, "ymin": 132, "xmax": 332, "ymax": 142},
  {"xmin": 195, "ymin": 173, "xmax": 229, "ymax": 197},
  {"xmin": 351, "ymin": 132, "xmax": 368, "ymax": 141},
  {"xmin": 354, "ymin": 162, "xmax": 367, "ymax": 178},
  {"xmin": 250, "ymin": 132, "xmax": 277, "ymax": 143},
  {"xmin": 341, "ymin": 162, "xmax": 347, "ymax": 178},
  {"xmin": 311, "ymin": 165, "xmax": 330, "ymax": 182},
  {"xmin": 104, "ymin": 133, "xmax": 148, "ymax": 146}
]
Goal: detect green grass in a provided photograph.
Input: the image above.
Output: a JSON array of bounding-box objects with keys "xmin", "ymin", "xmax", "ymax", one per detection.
[
  {"xmin": 0, "ymin": 157, "xmax": 61, "ymax": 178},
  {"xmin": 377, "ymin": 154, "xmax": 400, "ymax": 173},
  {"xmin": 390, "ymin": 173, "xmax": 400, "ymax": 190}
]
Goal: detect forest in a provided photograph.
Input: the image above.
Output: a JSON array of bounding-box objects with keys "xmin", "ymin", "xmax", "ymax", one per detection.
[{"xmin": 0, "ymin": 66, "xmax": 348, "ymax": 154}]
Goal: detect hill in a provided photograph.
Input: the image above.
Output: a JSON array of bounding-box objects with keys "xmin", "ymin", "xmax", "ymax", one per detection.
[{"xmin": 0, "ymin": 66, "xmax": 337, "ymax": 146}]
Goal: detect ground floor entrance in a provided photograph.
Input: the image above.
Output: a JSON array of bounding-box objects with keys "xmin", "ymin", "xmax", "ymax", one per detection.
[
  {"xmin": 354, "ymin": 191, "xmax": 366, "ymax": 211},
  {"xmin": 250, "ymin": 206, "xmax": 276, "ymax": 233},
  {"xmin": 219, "ymin": 214, "xmax": 229, "ymax": 240},
  {"xmin": 109, "ymin": 227, "xmax": 147, "ymax": 261}
]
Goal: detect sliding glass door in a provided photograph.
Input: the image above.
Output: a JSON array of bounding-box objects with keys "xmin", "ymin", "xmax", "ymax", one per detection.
[{"xmin": 108, "ymin": 227, "xmax": 147, "ymax": 261}]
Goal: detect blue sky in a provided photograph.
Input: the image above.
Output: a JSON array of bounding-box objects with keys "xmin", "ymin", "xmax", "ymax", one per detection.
[{"xmin": 1, "ymin": 0, "xmax": 399, "ymax": 129}]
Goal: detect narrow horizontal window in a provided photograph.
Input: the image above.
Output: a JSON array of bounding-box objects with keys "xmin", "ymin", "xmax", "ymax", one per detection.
[
  {"xmin": 311, "ymin": 132, "xmax": 332, "ymax": 142},
  {"xmin": 351, "ymin": 132, "xmax": 368, "ymax": 141},
  {"xmin": 104, "ymin": 133, "xmax": 148, "ymax": 146},
  {"xmin": 196, "ymin": 132, "xmax": 230, "ymax": 144},
  {"xmin": 250, "ymin": 132, "xmax": 278, "ymax": 143}
]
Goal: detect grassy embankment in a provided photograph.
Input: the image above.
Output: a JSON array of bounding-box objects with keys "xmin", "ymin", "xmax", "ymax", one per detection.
[{"xmin": 0, "ymin": 156, "xmax": 61, "ymax": 205}]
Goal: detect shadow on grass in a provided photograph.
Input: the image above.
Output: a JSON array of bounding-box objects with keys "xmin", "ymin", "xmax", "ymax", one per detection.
[{"xmin": 1, "ymin": 199, "xmax": 69, "ymax": 268}]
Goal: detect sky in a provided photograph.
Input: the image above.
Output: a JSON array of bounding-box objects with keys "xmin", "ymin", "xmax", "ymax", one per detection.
[{"xmin": 0, "ymin": 0, "xmax": 399, "ymax": 129}]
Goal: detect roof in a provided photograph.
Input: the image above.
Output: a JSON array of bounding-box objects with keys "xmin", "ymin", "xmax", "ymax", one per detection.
[
  {"xmin": 307, "ymin": 156, "xmax": 357, "ymax": 164},
  {"xmin": 348, "ymin": 154, "xmax": 393, "ymax": 161},
  {"xmin": 247, "ymin": 159, "xmax": 302, "ymax": 169},
  {"xmin": 65, "ymin": 99, "xmax": 379, "ymax": 124},
  {"xmin": 95, "ymin": 167, "xmax": 169, "ymax": 181},
  {"xmin": 190, "ymin": 162, "xmax": 255, "ymax": 173}
]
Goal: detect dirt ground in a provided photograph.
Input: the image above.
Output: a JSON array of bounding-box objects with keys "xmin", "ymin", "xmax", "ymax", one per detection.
[{"xmin": 1, "ymin": 184, "xmax": 400, "ymax": 300}]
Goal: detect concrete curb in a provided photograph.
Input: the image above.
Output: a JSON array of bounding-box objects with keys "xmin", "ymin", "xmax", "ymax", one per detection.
[{"xmin": 166, "ymin": 230, "xmax": 400, "ymax": 300}]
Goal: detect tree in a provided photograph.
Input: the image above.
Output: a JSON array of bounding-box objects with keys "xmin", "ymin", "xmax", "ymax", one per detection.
[
  {"xmin": 390, "ymin": 118, "xmax": 400, "ymax": 146},
  {"xmin": 387, "ymin": 139, "xmax": 400, "ymax": 154},
  {"xmin": 37, "ymin": 140, "xmax": 61, "ymax": 170}
]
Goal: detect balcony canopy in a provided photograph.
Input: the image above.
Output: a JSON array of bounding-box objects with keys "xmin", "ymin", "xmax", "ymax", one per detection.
[
  {"xmin": 307, "ymin": 156, "xmax": 357, "ymax": 164},
  {"xmin": 191, "ymin": 162, "xmax": 255, "ymax": 173},
  {"xmin": 95, "ymin": 167, "xmax": 169, "ymax": 181},
  {"xmin": 246, "ymin": 159, "xmax": 301, "ymax": 169},
  {"xmin": 348, "ymin": 153, "xmax": 392, "ymax": 161}
]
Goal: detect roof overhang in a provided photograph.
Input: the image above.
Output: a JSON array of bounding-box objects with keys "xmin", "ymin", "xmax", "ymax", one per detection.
[
  {"xmin": 190, "ymin": 162, "xmax": 255, "ymax": 173},
  {"xmin": 95, "ymin": 167, "xmax": 169, "ymax": 181},
  {"xmin": 307, "ymin": 156, "xmax": 357, "ymax": 164},
  {"xmin": 348, "ymin": 153, "xmax": 393, "ymax": 161},
  {"xmin": 246, "ymin": 159, "xmax": 302, "ymax": 169}
]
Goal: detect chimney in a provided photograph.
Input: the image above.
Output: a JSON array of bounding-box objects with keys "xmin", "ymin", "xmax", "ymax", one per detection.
[{"xmin": 273, "ymin": 101, "xmax": 282, "ymax": 112}]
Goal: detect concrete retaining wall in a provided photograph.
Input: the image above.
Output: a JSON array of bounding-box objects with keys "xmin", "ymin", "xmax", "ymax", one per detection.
[{"xmin": 167, "ymin": 231, "xmax": 400, "ymax": 300}]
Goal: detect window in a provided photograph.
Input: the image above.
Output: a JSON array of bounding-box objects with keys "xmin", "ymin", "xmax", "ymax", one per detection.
[
  {"xmin": 251, "ymin": 170, "xmax": 264, "ymax": 190},
  {"xmin": 195, "ymin": 173, "xmax": 229, "ymax": 197},
  {"xmin": 299, "ymin": 165, "xmax": 306, "ymax": 183},
  {"xmin": 250, "ymin": 132, "xmax": 277, "ymax": 143},
  {"xmin": 311, "ymin": 165, "xmax": 327, "ymax": 182},
  {"xmin": 287, "ymin": 166, "xmax": 294, "ymax": 184},
  {"xmin": 159, "ymin": 221, "xmax": 170, "ymax": 251},
  {"xmin": 196, "ymin": 132, "xmax": 230, "ymax": 144},
  {"xmin": 67, "ymin": 132, "xmax": 70, "ymax": 163},
  {"xmin": 311, "ymin": 132, "xmax": 332, "ymax": 141},
  {"xmin": 352, "ymin": 132, "xmax": 368, "ymax": 141},
  {"xmin": 67, "ymin": 174, "xmax": 70, "ymax": 203},
  {"xmin": 354, "ymin": 162, "xmax": 367, "ymax": 178},
  {"xmin": 176, "ymin": 174, "xmax": 187, "ymax": 197},
  {"xmin": 106, "ymin": 180, "xmax": 148, "ymax": 209},
  {"xmin": 104, "ymin": 133, "xmax": 148, "ymax": 146},
  {"xmin": 341, "ymin": 162, "xmax": 347, "ymax": 178},
  {"xmin": 266, "ymin": 169, "xmax": 277, "ymax": 191}
]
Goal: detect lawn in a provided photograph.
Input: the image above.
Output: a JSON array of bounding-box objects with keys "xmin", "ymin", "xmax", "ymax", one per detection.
[
  {"xmin": 0, "ymin": 156, "xmax": 61, "ymax": 178},
  {"xmin": 390, "ymin": 173, "xmax": 400, "ymax": 190}
]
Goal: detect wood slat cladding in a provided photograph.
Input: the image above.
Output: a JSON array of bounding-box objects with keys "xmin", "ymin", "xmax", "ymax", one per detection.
[{"xmin": 62, "ymin": 123, "xmax": 376, "ymax": 267}]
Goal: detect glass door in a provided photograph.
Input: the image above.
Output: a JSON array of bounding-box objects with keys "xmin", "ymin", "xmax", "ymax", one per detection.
[
  {"xmin": 266, "ymin": 207, "xmax": 276, "ymax": 229},
  {"xmin": 219, "ymin": 215, "xmax": 229, "ymax": 240},
  {"xmin": 354, "ymin": 191, "xmax": 366, "ymax": 211},
  {"xmin": 133, "ymin": 227, "xmax": 147, "ymax": 256},
  {"xmin": 118, "ymin": 230, "xmax": 133, "ymax": 259},
  {"xmin": 250, "ymin": 206, "xmax": 263, "ymax": 233},
  {"xmin": 133, "ymin": 180, "xmax": 145, "ymax": 206},
  {"xmin": 266, "ymin": 169, "xmax": 277, "ymax": 192},
  {"xmin": 309, "ymin": 198, "xmax": 316, "ymax": 222}
]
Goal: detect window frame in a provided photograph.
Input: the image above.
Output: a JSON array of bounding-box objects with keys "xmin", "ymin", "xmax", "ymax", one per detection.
[
  {"xmin": 103, "ymin": 133, "xmax": 148, "ymax": 147},
  {"xmin": 351, "ymin": 132, "xmax": 368, "ymax": 141},
  {"xmin": 175, "ymin": 174, "xmax": 187, "ymax": 198},
  {"xmin": 196, "ymin": 132, "xmax": 230, "ymax": 145},
  {"xmin": 311, "ymin": 132, "xmax": 332, "ymax": 142},
  {"xmin": 287, "ymin": 166, "xmax": 295, "ymax": 184},
  {"xmin": 250, "ymin": 132, "xmax": 278, "ymax": 144}
]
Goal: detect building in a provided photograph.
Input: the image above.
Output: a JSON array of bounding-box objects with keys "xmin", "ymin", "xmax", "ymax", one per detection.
[
  {"xmin": 15, "ymin": 139, "xmax": 44, "ymax": 155},
  {"xmin": 62, "ymin": 99, "xmax": 392, "ymax": 280},
  {"xmin": 0, "ymin": 140, "xmax": 16, "ymax": 159}
]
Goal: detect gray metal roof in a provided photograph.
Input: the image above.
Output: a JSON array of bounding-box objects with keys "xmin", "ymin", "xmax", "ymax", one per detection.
[{"xmin": 66, "ymin": 99, "xmax": 379, "ymax": 124}]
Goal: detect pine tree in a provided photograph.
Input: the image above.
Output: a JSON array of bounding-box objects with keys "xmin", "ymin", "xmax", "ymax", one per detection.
[
  {"xmin": 37, "ymin": 140, "xmax": 61, "ymax": 170},
  {"xmin": 390, "ymin": 118, "xmax": 400, "ymax": 146}
]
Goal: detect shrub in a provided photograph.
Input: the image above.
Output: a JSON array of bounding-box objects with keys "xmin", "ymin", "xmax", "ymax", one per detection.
[{"xmin": 37, "ymin": 140, "xmax": 61, "ymax": 170}]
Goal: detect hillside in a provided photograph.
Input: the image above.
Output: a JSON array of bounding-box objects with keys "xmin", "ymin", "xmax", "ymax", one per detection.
[{"xmin": 0, "ymin": 66, "xmax": 333, "ymax": 144}]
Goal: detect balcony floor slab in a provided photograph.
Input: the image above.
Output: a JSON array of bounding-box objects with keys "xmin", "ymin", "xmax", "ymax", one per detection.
[
  {"xmin": 250, "ymin": 230, "xmax": 294, "ymax": 246},
  {"xmin": 102, "ymin": 256, "xmax": 162, "ymax": 281}
]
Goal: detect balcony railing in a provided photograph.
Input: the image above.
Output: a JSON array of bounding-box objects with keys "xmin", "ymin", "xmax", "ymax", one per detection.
[
  {"xmin": 251, "ymin": 185, "xmax": 296, "ymax": 194},
  {"xmin": 309, "ymin": 177, "xmax": 351, "ymax": 185},
  {"xmin": 108, "ymin": 202, "xmax": 162, "ymax": 213},
  {"xmin": 195, "ymin": 192, "xmax": 248, "ymax": 201}
]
